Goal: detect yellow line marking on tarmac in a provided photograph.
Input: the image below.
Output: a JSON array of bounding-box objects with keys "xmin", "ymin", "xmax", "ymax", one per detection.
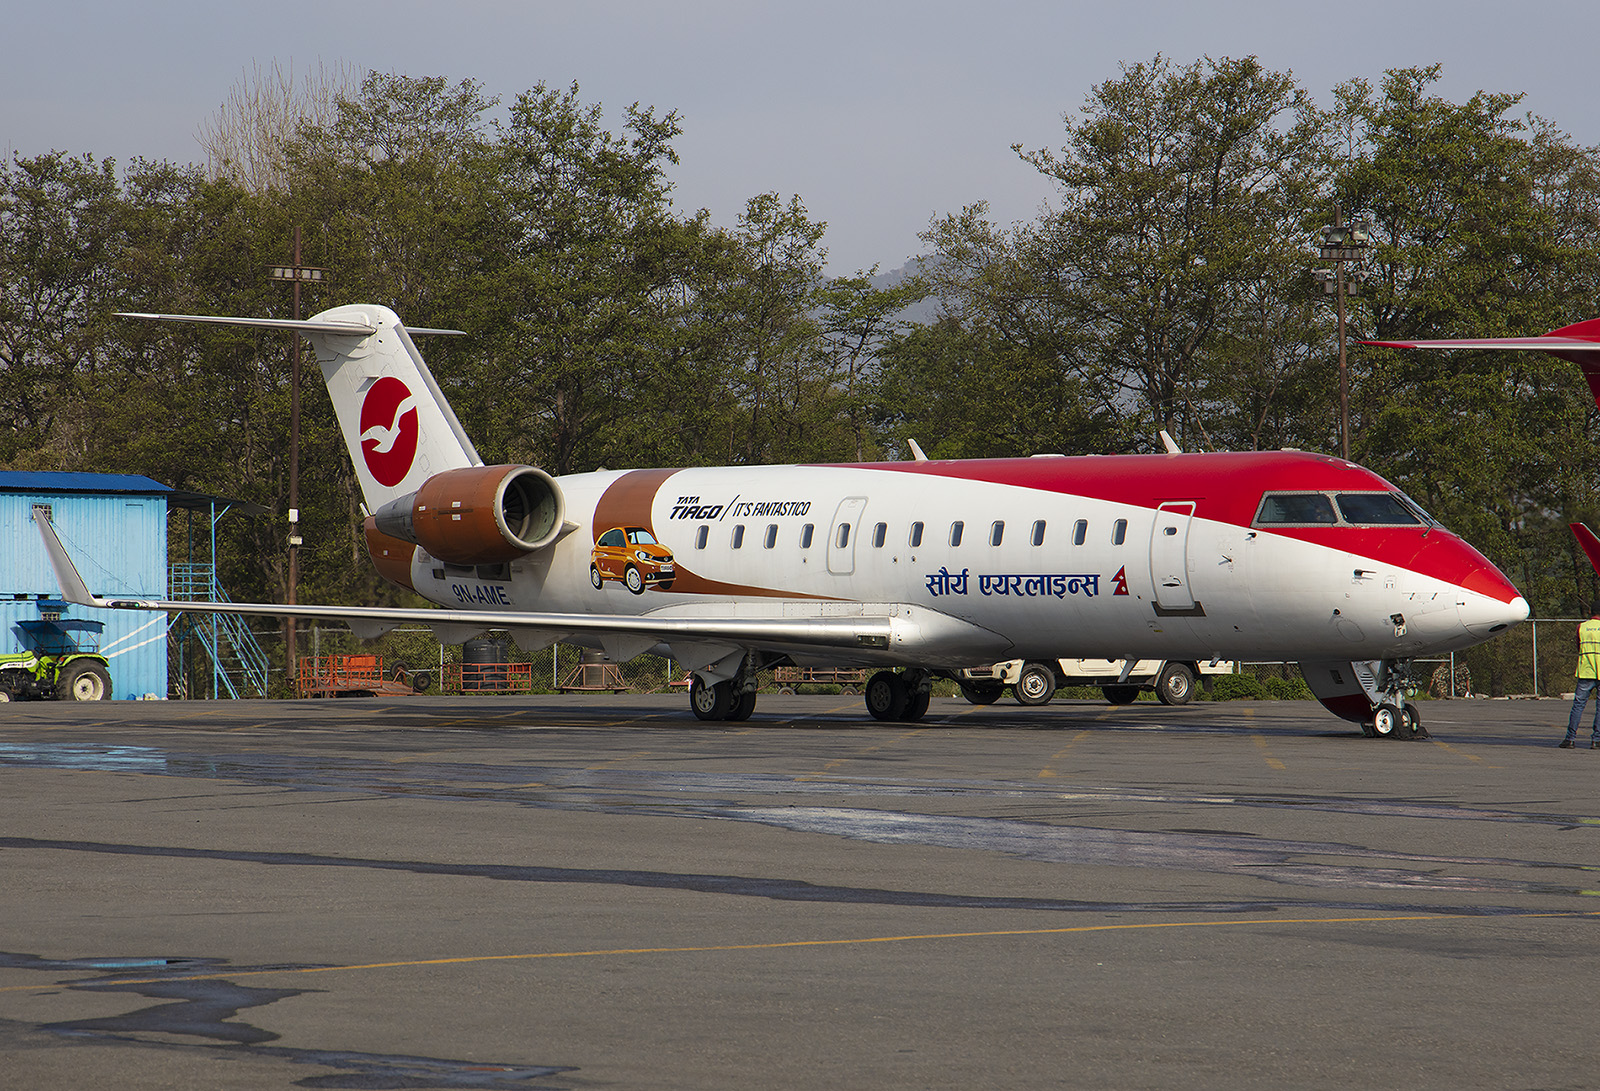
[
  {"xmin": 6, "ymin": 911, "xmax": 1595, "ymax": 993},
  {"xmin": 1038, "ymin": 731, "xmax": 1090, "ymax": 777},
  {"xmin": 796, "ymin": 727, "xmax": 927, "ymax": 781},
  {"xmin": 1428, "ymin": 737, "xmax": 1495, "ymax": 766},
  {"xmin": 1252, "ymin": 734, "xmax": 1285, "ymax": 770},
  {"xmin": 586, "ymin": 750, "xmax": 651, "ymax": 771}
]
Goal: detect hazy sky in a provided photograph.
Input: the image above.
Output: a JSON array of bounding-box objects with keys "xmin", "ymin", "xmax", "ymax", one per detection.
[{"xmin": 5, "ymin": 1, "xmax": 1596, "ymax": 274}]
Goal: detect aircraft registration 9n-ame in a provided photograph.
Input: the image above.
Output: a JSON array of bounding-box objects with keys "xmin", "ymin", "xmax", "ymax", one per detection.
[{"xmin": 35, "ymin": 305, "xmax": 1528, "ymax": 737}]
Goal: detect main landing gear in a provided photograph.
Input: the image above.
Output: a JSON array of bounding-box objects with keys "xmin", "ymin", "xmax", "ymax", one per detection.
[
  {"xmin": 865, "ymin": 669, "xmax": 932, "ymax": 723},
  {"xmin": 687, "ymin": 661, "xmax": 935, "ymax": 724}
]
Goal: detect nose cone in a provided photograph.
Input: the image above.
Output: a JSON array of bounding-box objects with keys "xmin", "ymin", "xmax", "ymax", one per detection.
[
  {"xmin": 1404, "ymin": 531, "xmax": 1527, "ymax": 646},
  {"xmin": 1459, "ymin": 593, "xmax": 1529, "ymax": 641}
]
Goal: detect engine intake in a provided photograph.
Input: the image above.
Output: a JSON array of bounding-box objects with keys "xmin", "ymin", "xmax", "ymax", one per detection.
[{"xmin": 373, "ymin": 464, "xmax": 564, "ymax": 565}]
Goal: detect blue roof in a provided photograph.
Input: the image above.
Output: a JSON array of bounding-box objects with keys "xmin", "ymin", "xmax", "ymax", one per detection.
[{"xmin": 0, "ymin": 471, "xmax": 172, "ymax": 495}]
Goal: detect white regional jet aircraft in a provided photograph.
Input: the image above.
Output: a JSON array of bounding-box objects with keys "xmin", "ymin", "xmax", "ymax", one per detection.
[{"xmin": 35, "ymin": 305, "xmax": 1529, "ymax": 736}]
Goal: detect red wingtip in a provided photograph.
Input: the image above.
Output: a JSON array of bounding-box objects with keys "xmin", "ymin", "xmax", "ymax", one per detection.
[
  {"xmin": 1548, "ymin": 317, "xmax": 1600, "ymax": 341},
  {"xmin": 1571, "ymin": 522, "xmax": 1600, "ymax": 579},
  {"xmin": 1536, "ymin": 319, "xmax": 1600, "ymax": 409}
]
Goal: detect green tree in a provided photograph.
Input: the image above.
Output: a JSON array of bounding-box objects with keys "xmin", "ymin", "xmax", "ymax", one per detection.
[
  {"xmin": 466, "ymin": 81, "xmax": 702, "ymax": 475},
  {"xmin": 1336, "ymin": 67, "xmax": 1600, "ymax": 623},
  {"xmin": 1017, "ymin": 55, "xmax": 1329, "ymax": 449},
  {"xmin": 0, "ymin": 152, "xmax": 128, "ymax": 463}
]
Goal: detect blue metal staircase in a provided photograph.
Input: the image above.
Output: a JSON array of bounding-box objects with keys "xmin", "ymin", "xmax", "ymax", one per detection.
[{"xmin": 168, "ymin": 562, "xmax": 270, "ymax": 698}]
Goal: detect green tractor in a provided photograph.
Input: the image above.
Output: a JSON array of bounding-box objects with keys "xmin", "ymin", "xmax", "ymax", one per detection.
[{"xmin": 0, "ymin": 607, "xmax": 112, "ymax": 702}]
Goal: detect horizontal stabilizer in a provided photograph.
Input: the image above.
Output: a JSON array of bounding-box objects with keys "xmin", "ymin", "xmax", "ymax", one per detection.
[{"xmin": 115, "ymin": 312, "xmax": 466, "ymax": 337}]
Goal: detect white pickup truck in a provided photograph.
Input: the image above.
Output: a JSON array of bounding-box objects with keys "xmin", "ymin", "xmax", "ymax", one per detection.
[{"xmin": 955, "ymin": 658, "xmax": 1236, "ymax": 707}]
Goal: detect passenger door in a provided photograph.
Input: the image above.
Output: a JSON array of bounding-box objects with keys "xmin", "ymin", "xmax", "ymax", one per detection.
[{"xmin": 1150, "ymin": 502, "xmax": 1197, "ymax": 612}]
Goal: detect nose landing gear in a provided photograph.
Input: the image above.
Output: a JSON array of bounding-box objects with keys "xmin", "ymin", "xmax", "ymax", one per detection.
[{"xmin": 1301, "ymin": 658, "xmax": 1428, "ymax": 740}]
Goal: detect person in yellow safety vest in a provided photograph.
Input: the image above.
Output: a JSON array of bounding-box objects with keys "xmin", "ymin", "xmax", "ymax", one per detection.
[{"xmin": 1562, "ymin": 601, "xmax": 1600, "ymax": 748}]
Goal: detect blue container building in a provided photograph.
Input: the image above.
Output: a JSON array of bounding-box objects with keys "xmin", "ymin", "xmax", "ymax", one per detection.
[{"xmin": 1, "ymin": 472, "xmax": 172, "ymax": 699}]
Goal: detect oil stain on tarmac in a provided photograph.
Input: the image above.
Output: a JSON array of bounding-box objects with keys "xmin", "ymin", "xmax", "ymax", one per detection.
[{"xmin": 1, "ymin": 952, "xmax": 575, "ymax": 1088}]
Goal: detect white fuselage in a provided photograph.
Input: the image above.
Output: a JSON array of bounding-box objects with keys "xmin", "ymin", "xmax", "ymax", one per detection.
[{"xmin": 403, "ymin": 462, "xmax": 1519, "ymax": 668}]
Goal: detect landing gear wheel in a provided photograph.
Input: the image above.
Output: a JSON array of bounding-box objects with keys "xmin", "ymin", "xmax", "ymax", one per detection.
[
  {"xmin": 728, "ymin": 689, "xmax": 757, "ymax": 721},
  {"xmin": 58, "ymin": 661, "xmax": 110, "ymax": 702},
  {"xmin": 624, "ymin": 565, "xmax": 645, "ymax": 594},
  {"xmin": 1156, "ymin": 662, "xmax": 1195, "ymax": 705},
  {"xmin": 589, "ymin": 564, "xmax": 603, "ymax": 589},
  {"xmin": 1370, "ymin": 702, "xmax": 1402, "ymax": 738},
  {"xmin": 900, "ymin": 686, "xmax": 931, "ymax": 722},
  {"xmin": 1013, "ymin": 662, "xmax": 1056, "ymax": 706},
  {"xmin": 1102, "ymin": 685, "xmax": 1140, "ymax": 705},
  {"xmin": 1400, "ymin": 702, "xmax": 1427, "ymax": 739},
  {"xmin": 866, "ymin": 670, "xmax": 908, "ymax": 722},
  {"xmin": 959, "ymin": 684, "xmax": 1003, "ymax": 705},
  {"xmin": 690, "ymin": 676, "xmax": 733, "ymax": 721}
]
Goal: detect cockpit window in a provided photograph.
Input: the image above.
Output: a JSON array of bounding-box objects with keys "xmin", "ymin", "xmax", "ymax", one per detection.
[
  {"xmin": 1255, "ymin": 493, "xmax": 1337, "ymax": 525},
  {"xmin": 1335, "ymin": 493, "xmax": 1422, "ymax": 526},
  {"xmin": 1254, "ymin": 490, "xmax": 1432, "ymax": 529}
]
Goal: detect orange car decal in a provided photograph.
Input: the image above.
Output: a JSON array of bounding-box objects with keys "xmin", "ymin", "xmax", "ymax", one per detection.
[{"xmin": 590, "ymin": 469, "xmax": 827, "ymax": 599}]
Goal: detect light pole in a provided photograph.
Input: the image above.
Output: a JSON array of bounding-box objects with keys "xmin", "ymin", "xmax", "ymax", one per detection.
[
  {"xmin": 267, "ymin": 226, "xmax": 328, "ymax": 684},
  {"xmin": 1314, "ymin": 211, "xmax": 1369, "ymax": 461}
]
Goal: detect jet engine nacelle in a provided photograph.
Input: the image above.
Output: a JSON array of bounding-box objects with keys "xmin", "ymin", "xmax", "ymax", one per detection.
[{"xmin": 372, "ymin": 464, "xmax": 564, "ymax": 566}]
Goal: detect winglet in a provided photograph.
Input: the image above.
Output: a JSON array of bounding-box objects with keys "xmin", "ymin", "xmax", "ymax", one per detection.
[
  {"xmin": 32, "ymin": 506, "xmax": 105, "ymax": 607},
  {"xmin": 1572, "ymin": 522, "xmax": 1600, "ymax": 580}
]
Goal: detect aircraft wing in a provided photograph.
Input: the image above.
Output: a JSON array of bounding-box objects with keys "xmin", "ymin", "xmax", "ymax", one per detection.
[
  {"xmin": 1364, "ymin": 336, "xmax": 1600, "ymax": 352},
  {"xmin": 33, "ymin": 510, "xmax": 1012, "ymax": 669}
]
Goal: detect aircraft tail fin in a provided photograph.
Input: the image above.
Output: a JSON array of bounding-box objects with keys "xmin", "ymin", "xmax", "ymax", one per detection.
[{"xmin": 117, "ymin": 305, "xmax": 479, "ymax": 510}]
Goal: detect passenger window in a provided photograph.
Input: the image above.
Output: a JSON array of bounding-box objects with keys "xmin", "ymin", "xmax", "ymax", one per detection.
[
  {"xmin": 732, "ymin": 525, "xmax": 745, "ymax": 549},
  {"xmin": 695, "ymin": 525, "xmax": 709, "ymax": 549},
  {"xmin": 872, "ymin": 522, "xmax": 887, "ymax": 548},
  {"xmin": 910, "ymin": 521, "xmax": 924, "ymax": 548},
  {"xmin": 1073, "ymin": 520, "xmax": 1087, "ymax": 546},
  {"xmin": 801, "ymin": 523, "xmax": 814, "ymax": 548},
  {"xmin": 764, "ymin": 524, "xmax": 778, "ymax": 548},
  {"xmin": 1112, "ymin": 519, "xmax": 1127, "ymax": 545},
  {"xmin": 949, "ymin": 521, "xmax": 964, "ymax": 547},
  {"xmin": 1256, "ymin": 493, "xmax": 1337, "ymax": 525},
  {"xmin": 990, "ymin": 521, "xmax": 1004, "ymax": 546},
  {"xmin": 836, "ymin": 523, "xmax": 850, "ymax": 549},
  {"xmin": 1031, "ymin": 520, "xmax": 1046, "ymax": 547}
]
